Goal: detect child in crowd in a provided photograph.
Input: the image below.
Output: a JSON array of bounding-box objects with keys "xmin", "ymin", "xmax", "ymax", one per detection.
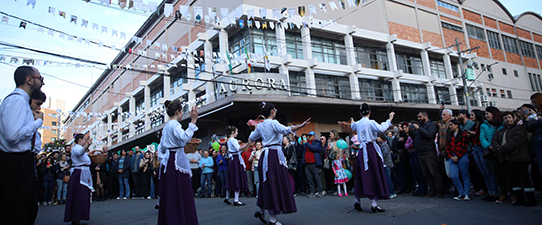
[{"xmin": 332, "ymin": 150, "xmax": 349, "ymax": 197}]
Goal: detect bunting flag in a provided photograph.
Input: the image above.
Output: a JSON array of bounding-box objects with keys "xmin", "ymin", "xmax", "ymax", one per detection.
[
  {"xmin": 263, "ymin": 45, "xmax": 270, "ymax": 71},
  {"xmin": 248, "ymin": 20, "xmax": 253, "ymax": 28},
  {"xmin": 309, "ymin": 5, "xmax": 317, "ymax": 15},
  {"xmin": 81, "ymin": 19, "xmax": 88, "ymax": 28},
  {"xmin": 221, "ymin": 8, "xmax": 229, "ymax": 19},
  {"xmin": 70, "ymin": 15, "xmax": 77, "ymax": 24},
  {"xmin": 329, "ymin": 2, "xmax": 339, "ymax": 10},
  {"xmin": 1, "ymin": 16, "xmax": 8, "ymax": 24},
  {"xmin": 59, "ymin": 11, "xmax": 66, "ymax": 18},
  {"xmin": 260, "ymin": 9, "xmax": 267, "ymax": 19},
  {"xmin": 239, "ymin": 19, "xmax": 244, "ymax": 28},
  {"xmin": 247, "ymin": 9, "xmax": 254, "ymax": 20},
  {"xmin": 119, "ymin": 0, "xmax": 127, "ymax": 9},
  {"xmin": 272, "ymin": 8, "xmax": 280, "ymax": 19},
  {"xmin": 356, "ymin": 0, "xmax": 363, "ymax": 6},
  {"xmin": 339, "ymin": 0, "xmax": 346, "ymax": 9},
  {"xmin": 244, "ymin": 47, "xmax": 251, "ymax": 73},
  {"xmin": 299, "ymin": 6, "xmax": 306, "ymax": 17},
  {"xmin": 27, "ymin": 0, "xmax": 37, "ymax": 9},
  {"xmin": 288, "ymin": 7, "xmax": 295, "ymax": 18},
  {"xmin": 19, "ymin": 21, "xmax": 27, "ymax": 29},
  {"xmin": 262, "ymin": 21, "xmax": 267, "ymax": 29},
  {"xmin": 320, "ymin": 3, "xmax": 327, "ymax": 13},
  {"xmin": 347, "ymin": 0, "xmax": 356, "ymax": 7},
  {"xmin": 48, "ymin": 7, "xmax": 55, "ymax": 14}
]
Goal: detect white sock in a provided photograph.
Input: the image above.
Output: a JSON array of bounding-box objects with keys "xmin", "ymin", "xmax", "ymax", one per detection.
[
  {"xmin": 337, "ymin": 185, "xmax": 341, "ymax": 195},
  {"xmin": 259, "ymin": 207, "xmax": 265, "ymax": 214},
  {"xmin": 355, "ymin": 197, "xmax": 360, "ymax": 204},
  {"xmin": 234, "ymin": 191, "xmax": 240, "ymax": 202},
  {"xmin": 342, "ymin": 183, "xmax": 348, "ymax": 193},
  {"xmin": 269, "ymin": 213, "xmax": 277, "ymax": 223},
  {"xmin": 225, "ymin": 190, "xmax": 230, "ymax": 200},
  {"xmin": 372, "ymin": 199, "xmax": 378, "ymax": 207}
]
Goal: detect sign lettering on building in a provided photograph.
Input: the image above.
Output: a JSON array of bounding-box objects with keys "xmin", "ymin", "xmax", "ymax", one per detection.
[{"xmin": 216, "ymin": 73, "xmax": 290, "ymax": 98}]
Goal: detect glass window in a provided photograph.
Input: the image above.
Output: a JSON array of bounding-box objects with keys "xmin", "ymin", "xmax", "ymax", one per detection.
[
  {"xmin": 289, "ymin": 72, "xmax": 307, "ymax": 96},
  {"xmin": 466, "ymin": 24, "xmax": 486, "ymax": 41},
  {"xmin": 400, "ymin": 83, "xmax": 428, "ymax": 103},
  {"xmin": 396, "ymin": 52, "xmax": 424, "ymax": 75},
  {"xmin": 358, "ymin": 79, "xmax": 393, "ymax": 102},
  {"xmin": 487, "ymin": 31, "xmax": 501, "ymax": 50},
  {"xmin": 229, "ymin": 29, "xmax": 251, "ymax": 57},
  {"xmin": 430, "ymin": 59, "xmax": 446, "ymax": 78},
  {"xmin": 150, "ymin": 86, "xmax": 163, "ymax": 108},
  {"xmin": 51, "ymin": 129, "xmax": 57, "ymax": 134},
  {"xmin": 514, "ymin": 70, "xmax": 519, "ymax": 77},
  {"xmin": 229, "ymin": 29, "xmax": 278, "ymax": 59},
  {"xmin": 437, "ymin": 0, "xmax": 458, "ymax": 11},
  {"xmin": 538, "ymin": 74, "xmax": 542, "ymax": 92},
  {"xmin": 51, "ymin": 137, "xmax": 56, "ymax": 142},
  {"xmin": 457, "ymin": 88, "xmax": 465, "ymax": 105},
  {"xmin": 285, "ymin": 32, "xmax": 304, "ymax": 59},
  {"xmin": 435, "ymin": 87, "xmax": 451, "ymax": 105},
  {"xmin": 170, "ymin": 68, "xmax": 187, "ymax": 95},
  {"xmin": 150, "ymin": 117, "xmax": 163, "ymax": 128},
  {"xmin": 195, "ymin": 63, "xmax": 205, "ymax": 79},
  {"xmin": 311, "ymin": 36, "xmax": 347, "ymax": 65},
  {"xmin": 536, "ymin": 45, "xmax": 542, "ymax": 60},
  {"xmin": 502, "ymin": 68, "xmax": 507, "ymax": 75},
  {"xmin": 52, "ymin": 121, "xmax": 57, "ymax": 126},
  {"xmin": 519, "ymin": 40, "xmax": 536, "ymax": 58},
  {"xmin": 507, "ymin": 90, "xmax": 513, "ymax": 99},
  {"xmin": 529, "ymin": 73, "xmax": 536, "ymax": 91},
  {"xmin": 500, "ymin": 90, "xmax": 506, "ymax": 98},
  {"xmin": 315, "ymin": 74, "xmax": 351, "ymax": 99},
  {"xmin": 441, "ymin": 22, "xmax": 464, "ymax": 33},
  {"xmin": 354, "ymin": 46, "xmax": 389, "ymax": 70},
  {"xmin": 135, "ymin": 97, "xmax": 145, "ymax": 115},
  {"xmin": 491, "ymin": 88, "xmax": 498, "ymax": 97},
  {"xmin": 451, "ymin": 62, "xmax": 460, "ymax": 78},
  {"xmin": 502, "ymin": 35, "xmax": 519, "ymax": 54}
]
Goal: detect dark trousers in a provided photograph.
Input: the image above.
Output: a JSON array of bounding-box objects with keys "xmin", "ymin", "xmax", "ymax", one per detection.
[
  {"xmin": 503, "ymin": 162, "xmax": 534, "ymax": 192},
  {"xmin": 304, "ymin": 163, "xmax": 322, "ymax": 194},
  {"xmin": 487, "ymin": 157, "xmax": 508, "ymax": 197},
  {"xmin": 469, "ymin": 153, "xmax": 487, "ymax": 192},
  {"xmin": 295, "ymin": 161, "xmax": 306, "ymax": 193},
  {"xmin": 0, "ymin": 151, "xmax": 38, "ymax": 225},
  {"xmin": 410, "ymin": 151, "xmax": 428, "ymax": 195},
  {"xmin": 42, "ymin": 180, "xmax": 55, "ymax": 203},
  {"xmin": 217, "ymin": 170, "xmax": 228, "ymax": 197},
  {"xmin": 191, "ymin": 168, "xmax": 201, "ymax": 194},
  {"xmin": 418, "ymin": 153, "xmax": 443, "ymax": 195},
  {"xmin": 131, "ymin": 171, "xmax": 141, "ymax": 197},
  {"xmin": 324, "ymin": 168, "xmax": 335, "ymax": 191},
  {"xmin": 398, "ymin": 150, "xmax": 414, "ymax": 192}
]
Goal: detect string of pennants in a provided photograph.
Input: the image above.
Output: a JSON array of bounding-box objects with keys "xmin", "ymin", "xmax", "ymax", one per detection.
[{"xmin": 7, "ymin": 0, "xmax": 370, "ymax": 53}]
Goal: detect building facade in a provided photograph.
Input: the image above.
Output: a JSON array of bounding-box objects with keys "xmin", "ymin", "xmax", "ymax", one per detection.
[{"xmin": 64, "ymin": 0, "xmax": 542, "ymax": 151}]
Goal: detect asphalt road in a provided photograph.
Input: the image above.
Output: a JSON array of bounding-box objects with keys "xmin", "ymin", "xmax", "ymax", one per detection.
[{"xmin": 35, "ymin": 193, "xmax": 541, "ymax": 225}]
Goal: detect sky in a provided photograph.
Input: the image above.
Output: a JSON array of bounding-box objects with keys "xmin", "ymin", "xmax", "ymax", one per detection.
[{"xmin": 0, "ymin": 0, "xmax": 540, "ymax": 114}]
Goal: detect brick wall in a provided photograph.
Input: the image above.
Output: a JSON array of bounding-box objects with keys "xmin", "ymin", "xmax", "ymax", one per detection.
[
  {"xmin": 484, "ymin": 17, "xmax": 498, "ymax": 29},
  {"xmin": 438, "ymin": 6, "xmax": 460, "ymax": 18},
  {"xmin": 506, "ymin": 52, "xmax": 522, "ymax": 65},
  {"xmin": 441, "ymin": 16, "xmax": 461, "ymax": 25},
  {"xmin": 463, "ymin": 9, "xmax": 482, "ymax": 24},
  {"xmin": 524, "ymin": 57, "xmax": 539, "ymax": 69},
  {"xmin": 404, "ymin": 0, "xmax": 413, "ymax": 2},
  {"xmin": 417, "ymin": 0, "xmax": 436, "ymax": 9},
  {"xmin": 422, "ymin": 30, "xmax": 443, "ymax": 47},
  {"xmin": 499, "ymin": 22, "xmax": 515, "ymax": 35},
  {"xmin": 491, "ymin": 49, "xmax": 505, "ymax": 62},
  {"xmin": 517, "ymin": 28, "xmax": 532, "ymax": 40},
  {"xmin": 442, "ymin": 28, "xmax": 466, "ymax": 51},
  {"xmin": 389, "ymin": 22, "xmax": 421, "ymax": 43},
  {"xmin": 534, "ymin": 33, "xmax": 542, "ymax": 43},
  {"xmin": 469, "ymin": 38, "xmax": 489, "ymax": 58}
]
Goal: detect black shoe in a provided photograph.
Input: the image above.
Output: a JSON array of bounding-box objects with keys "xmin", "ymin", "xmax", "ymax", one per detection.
[
  {"xmin": 485, "ymin": 195, "xmax": 498, "ymax": 202},
  {"xmin": 154, "ymin": 204, "xmax": 159, "ymax": 210},
  {"xmin": 224, "ymin": 199, "xmax": 231, "ymax": 205},
  {"xmin": 233, "ymin": 201, "xmax": 245, "ymax": 206},
  {"xmin": 481, "ymin": 195, "xmax": 490, "ymax": 201},
  {"xmin": 254, "ymin": 211, "xmax": 267, "ymax": 224},
  {"xmin": 200, "ymin": 195, "xmax": 206, "ymax": 198},
  {"xmin": 354, "ymin": 202, "xmax": 363, "ymax": 211},
  {"xmin": 371, "ymin": 206, "xmax": 386, "ymax": 213},
  {"xmin": 207, "ymin": 194, "xmax": 211, "ymax": 198}
]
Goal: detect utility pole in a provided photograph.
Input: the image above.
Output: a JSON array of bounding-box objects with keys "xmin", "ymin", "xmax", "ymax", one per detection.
[{"xmin": 450, "ymin": 38, "xmax": 480, "ymax": 113}]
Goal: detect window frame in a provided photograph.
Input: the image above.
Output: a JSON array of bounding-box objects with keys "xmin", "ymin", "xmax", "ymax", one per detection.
[
  {"xmin": 358, "ymin": 79, "xmax": 393, "ymax": 102},
  {"xmin": 400, "ymin": 83, "xmax": 429, "ymax": 103},
  {"xmin": 311, "ymin": 36, "xmax": 348, "ymax": 65},
  {"xmin": 502, "ymin": 35, "xmax": 519, "ymax": 54},
  {"xmin": 466, "ymin": 24, "xmax": 486, "ymax": 41},
  {"xmin": 519, "ymin": 40, "xmax": 536, "ymax": 58},
  {"xmin": 354, "ymin": 45, "xmax": 389, "ymax": 71},
  {"xmin": 396, "ymin": 52, "xmax": 424, "ymax": 75},
  {"xmin": 487, "ymin": 30, "xmax": 502, "ymax": 50}
]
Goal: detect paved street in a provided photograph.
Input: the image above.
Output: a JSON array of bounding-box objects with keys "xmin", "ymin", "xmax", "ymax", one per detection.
[{"xmin": 36, "ymin": 193, "xmax": 541, "ymax": 225}]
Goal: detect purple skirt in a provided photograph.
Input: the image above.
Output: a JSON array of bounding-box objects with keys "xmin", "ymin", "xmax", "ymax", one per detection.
[
  {"xmin": 354, "ymin": 143, "xmax": 390, "ymax": 200},
  {"xmin": 256, "ymin": 148, "xmax": 297, "ymax": 214},
  {"xmin": 158, "ymin": 151, "xmax": 199, "ymax": 225},
  {"xmin": 64, "ymin": 169, "xmax": 91, "ymax": 222},
  {"xmin": 225, "ymin": 155, "xmax": 248, "ymax": 191}
]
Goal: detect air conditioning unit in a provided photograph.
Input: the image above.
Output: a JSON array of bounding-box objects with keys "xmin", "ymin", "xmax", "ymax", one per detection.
[
  {"xmin": 482, "ymin": 94, "xmax": 489, "ymax": 102},
  {"xmin": 490, "ymin": 101, "xmax": 497, "ymax": 107}
]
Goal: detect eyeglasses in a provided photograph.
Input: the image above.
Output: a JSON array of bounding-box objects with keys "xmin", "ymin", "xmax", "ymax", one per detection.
[{"xmin": 31, "ymin": 76, "xmax": 44, "ymax": 82}]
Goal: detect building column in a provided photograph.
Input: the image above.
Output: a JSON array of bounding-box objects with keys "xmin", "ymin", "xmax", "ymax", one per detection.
[
  {"xmin": 345, "ymin": 29, "xmax": 360, "ymax": 100},
  {"xmin": 449, "ymin": 84, "xmax": 459, "ymax": 105},
  {"xmin": 426, "ymin": 82, "xmax": 437, "ymax": 104},
  {"xmin": 219, "ymin": 29, "xmax": 229, "ymax": 65},
  {"xmin": 107, "ymin": 113, "xmax": 112, "ymax": 147},
  {"xmin": 128, "ymin": 93, "xmax": 135, "ymax": 137},
  {"xmin": 204, "ymin": 38, "xmax": 215, "ymax": 103},
  {"xmin": 443, "ymin": 53, "xmax": 454, "ymax": 79},
  {"xmin": 387, "ymin": 40, "xmax": 402, "ymax": 102},
  {"xmin": 186, "ymin": 54, "xmax": 196, "ymax": 108},
  {"xmin": 276, "ymin": 22, "xmax": 289, "ymax": 75},
  {"xmin": 116, "ymin": 103, "xmax": 122, "ymax": 142},
  {"xmin": 143, "ymin": 82, "xmax": 151, "ymax": 131},
  {"xmin": 301, "ymin": 26, "xmax": 316, "ymax": 96}
]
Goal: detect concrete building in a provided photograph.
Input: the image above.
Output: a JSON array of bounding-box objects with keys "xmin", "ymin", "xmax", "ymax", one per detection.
[
  {"xmin": 64, "ymin": 0, "xmax": 542, "ymax": 151},
  {"xmin": 40, "ymin": 108, "xmax": 62, "ymax": 148}
]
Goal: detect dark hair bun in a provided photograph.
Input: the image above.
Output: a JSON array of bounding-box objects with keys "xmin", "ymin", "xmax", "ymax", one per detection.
[
  {"xmin": 259, "ymin": 102, "xmax": 267, "ymax": 109},
  {"xmin": 164, "ymin": 100, "xmax": 172, "ymax": 108},
  {"xmin": 360, "ymin": 103, "xmax": 371, "ymax": 116}
]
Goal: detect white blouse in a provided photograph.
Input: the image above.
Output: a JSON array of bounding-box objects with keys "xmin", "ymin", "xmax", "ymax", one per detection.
[
  {"xmin": 158, "ymin": 120, "xmax": 198, "ymax": 176},
  {"xmin": 351, "ymin": 117, "xmax": 391, "ymax": 171},
  {"xmin": 70, "ymin": 144, "xmax": 93, "ymax": 191}
]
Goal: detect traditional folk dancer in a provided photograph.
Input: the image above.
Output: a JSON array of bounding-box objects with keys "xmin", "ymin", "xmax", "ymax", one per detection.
[
  {"xmin": 64, "ymin": 134, "xmax": 100, "ymax": 225},
  {"xmin": 157, "ymin": 100, "xmax": 199, "ymax": 225},
  {"xmin": 224, "ymin": 126, "xmax": 250, "ymax": 206},
  {"xmin": 351, "ymin": 103, "xmax": 395, "ymax": 213},
  {"xmin": 250, "ymin": 102, "xmax": 311, "ymax": 225}
]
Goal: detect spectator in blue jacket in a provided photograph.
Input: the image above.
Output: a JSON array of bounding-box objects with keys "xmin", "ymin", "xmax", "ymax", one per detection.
[
  {"xmin": 130, "ymin": 146, "xmax": 143, "ymax": 197},
  {"xmin": 116, "ymin": 149, "xmax": 131, "ymax": 199},
  {"xmin": 302, "ymin": 131, "xmax": 323, "ymax": 198},
  {"xmin": 481, "ymin": 106, "xmax": 506, "ymax": 204},
  {"xmin": 200, "ymin": 150, "xmax": 214, "ymax": 198},
  {"xmin": 216, "ymin": 145, "xmax": 228, "ymax": 198}
]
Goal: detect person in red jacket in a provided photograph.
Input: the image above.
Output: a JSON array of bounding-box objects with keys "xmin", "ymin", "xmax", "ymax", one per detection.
[
  {"xmin": 242, "ymin": 142, "xmax": 255, "ymax": 197},
  {"xmin": 446, "ymin": 119, "xmax": 471, "ymax": 201}
]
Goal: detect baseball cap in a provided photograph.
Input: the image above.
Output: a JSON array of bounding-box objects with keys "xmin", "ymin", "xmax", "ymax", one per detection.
[{"xmin": 308, "ymin": 131, "xmax": 316, "ymax": 136}]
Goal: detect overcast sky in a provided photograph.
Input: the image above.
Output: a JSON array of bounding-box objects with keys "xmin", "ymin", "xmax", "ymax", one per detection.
[{"xmin": 0, "ymin": 0, "xmax": 540, "ymax": 114}]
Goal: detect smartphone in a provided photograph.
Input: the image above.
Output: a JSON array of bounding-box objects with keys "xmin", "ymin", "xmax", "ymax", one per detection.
[{"xmin": 523, "ymin": 109, "xmax": 529, "ymax": 115}]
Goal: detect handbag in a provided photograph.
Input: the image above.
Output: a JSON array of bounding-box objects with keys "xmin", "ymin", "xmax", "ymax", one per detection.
[
  {"xmin": 63, "ymin": 174, "xmax": 70, "ymax": 183},
  {"xmin": 287, "ymin": 147, "xmax": 297, "ymax": 171}
]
